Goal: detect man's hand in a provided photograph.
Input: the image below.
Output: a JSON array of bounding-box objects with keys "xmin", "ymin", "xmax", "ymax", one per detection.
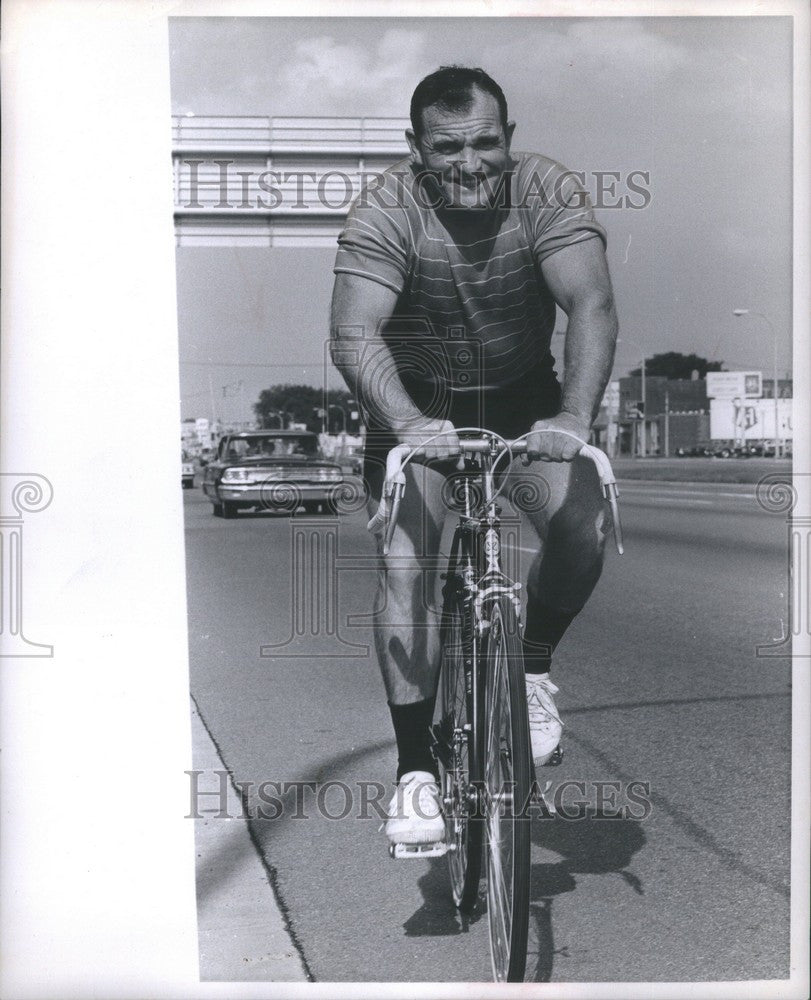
[
  {"xmin": 525, "ymin": 412, "xmax": 591, "ymax": 463},
  {"xmin": 393, "ymin": 418, "xmax": 463, "ymax": 465}
]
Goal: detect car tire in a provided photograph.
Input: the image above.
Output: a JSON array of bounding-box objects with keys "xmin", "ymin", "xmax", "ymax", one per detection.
[
  {"xmin": 212, "ymin": 502, "xmax": 223, "ymax": 517},
  {"xmin": 222, "ymin": 502, "xmax": 238, "ymax": 519}
]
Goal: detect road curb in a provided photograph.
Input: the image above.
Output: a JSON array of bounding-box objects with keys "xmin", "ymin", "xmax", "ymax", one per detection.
[{"xmin": 190, "ymin": 699, "xmax": 309, "ymax": 983}]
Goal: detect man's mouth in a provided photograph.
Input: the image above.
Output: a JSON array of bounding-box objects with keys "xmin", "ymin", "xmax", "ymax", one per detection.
[{"xmin": 446, "ymin": 173, "xmax": 478, "ymax": 189}]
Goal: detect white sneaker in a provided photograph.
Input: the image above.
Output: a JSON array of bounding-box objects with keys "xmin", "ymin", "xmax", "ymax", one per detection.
[
  {"xmin": 526, "ymin": 674, "xmax": 563, "ymax": 766},
  {"xmin": 384, "ymin": 770, "xmax": 445, "ymax": 845}
]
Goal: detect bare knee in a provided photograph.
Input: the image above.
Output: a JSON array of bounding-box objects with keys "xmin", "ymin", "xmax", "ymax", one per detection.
[{"xmin": 376, "ymin": 557, "xmax": 439, "ymax": 623}]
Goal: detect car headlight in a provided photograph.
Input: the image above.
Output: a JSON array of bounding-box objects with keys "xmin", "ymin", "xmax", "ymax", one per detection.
[
  {"xmin": 316, "ymin": 468, "xmax": 342, "ymax": 481},
  {"xmin": 221, "ymin": 468, "xmax": 250, "ymax": 483}
]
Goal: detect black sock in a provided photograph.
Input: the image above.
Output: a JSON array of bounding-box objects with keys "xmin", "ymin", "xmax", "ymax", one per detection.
[
  {"xmin": 388, "ymin": 698, "xmax": 438, "ymax": 781},
  {"xmin": 522, "ymin": 603, "xmax": 577, "ymax": 674}
]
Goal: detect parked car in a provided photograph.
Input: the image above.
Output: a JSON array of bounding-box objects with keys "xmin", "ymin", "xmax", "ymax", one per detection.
[
  {"xmin": 675, "ymin": 443, "xmax": 713, "ymax": 457},
  {"xmin": 181, "ymin": 454, "xmax": 196, "ymax": 489},
  {"xmin": 202, "ymin": 430, "xmax": 346, "ymax": 518}
]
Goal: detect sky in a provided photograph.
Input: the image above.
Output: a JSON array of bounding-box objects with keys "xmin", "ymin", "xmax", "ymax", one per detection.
[{"xmin": 169, "ymin": 15, "xmax": 794, "ymax": 420}]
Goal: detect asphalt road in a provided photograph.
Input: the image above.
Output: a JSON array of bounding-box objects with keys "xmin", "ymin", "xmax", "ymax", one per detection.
[{"xmin": 184, "ymin": 474, "xmax": 792, "ymax": 984}]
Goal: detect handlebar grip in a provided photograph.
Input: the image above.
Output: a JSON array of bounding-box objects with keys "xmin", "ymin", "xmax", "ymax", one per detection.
[{"xmin": 367, "ymin": 503, "xmax": 389, "ymax": 535}]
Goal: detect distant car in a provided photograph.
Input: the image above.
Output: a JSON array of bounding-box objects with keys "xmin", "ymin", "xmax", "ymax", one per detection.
[
  {"xmin": 182, "ymin": 456, "xmax": 196, "ymax": 489},
  {"xmin": 675, "ymin": 444, "xmax": 713, "ymax": 457},
  {"xmin": 202, "ymin": 430, "xmax": 346, "ymax": 518}
]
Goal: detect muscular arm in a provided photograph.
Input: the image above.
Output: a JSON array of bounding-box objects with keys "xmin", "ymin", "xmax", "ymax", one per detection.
[
  {"xmin": 329, "ymin": 273, "xmax": 459, "ymax": 459},
  {"xmin": 529, "ymin": 238, "xmax": 618, "ymax": 461}
]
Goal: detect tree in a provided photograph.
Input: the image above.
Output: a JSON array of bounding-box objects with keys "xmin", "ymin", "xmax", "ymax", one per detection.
[
  {"xmin": 629, "ymin": 352, "xmax": 724, "ymax": 380},
  {"xmin": 254, "ymin": 384, "xmax": 356, "ymax": 433}
]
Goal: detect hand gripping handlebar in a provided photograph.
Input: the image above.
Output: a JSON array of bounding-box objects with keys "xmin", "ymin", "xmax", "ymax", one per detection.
[{"xmin": 367, "ymin": 431, "xmax": 624, "ymax": 557}]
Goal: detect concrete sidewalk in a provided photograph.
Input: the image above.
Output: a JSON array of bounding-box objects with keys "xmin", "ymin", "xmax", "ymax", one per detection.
[{"xmin": 191, "ymin": 700, "xmax": 309, "ymax": 982}]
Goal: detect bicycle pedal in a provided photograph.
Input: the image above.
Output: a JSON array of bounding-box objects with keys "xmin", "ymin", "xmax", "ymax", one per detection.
[
  {"xmin": 545, "ymin": 744, "xmax": 564, "ymax": 766},
  {"xmin": 388, "ymin": 841, "xmax": 448, "ymax": 859}
]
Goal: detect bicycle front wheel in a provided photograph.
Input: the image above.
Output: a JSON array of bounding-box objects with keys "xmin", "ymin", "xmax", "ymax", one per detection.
[
  {"xmin": 435, "ymin": 578, "xmax": 483, "ymax": 913},
  {"xmin": 482, "ymin": 595, "xmax": 531, "ymax": 983}
]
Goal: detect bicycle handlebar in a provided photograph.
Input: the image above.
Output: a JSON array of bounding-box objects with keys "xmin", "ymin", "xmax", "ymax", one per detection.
[{"xmin": 367, "ymin": 432, "xmax": 624, "ymax": 557}]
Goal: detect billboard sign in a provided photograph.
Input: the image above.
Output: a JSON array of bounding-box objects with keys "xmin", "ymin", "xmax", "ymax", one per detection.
[
  {"xmin": 709, "ymin": 398, "xmax": 792, "ymax": 441},
  {"xmin": 706, "ymin": 371, "xmax": 762, "ymax": 399}
]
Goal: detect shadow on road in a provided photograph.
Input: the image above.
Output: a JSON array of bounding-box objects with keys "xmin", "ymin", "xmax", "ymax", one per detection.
[
  {"xmin": 403, "ymin": 860, "xmax": 484, "ymax": 939},
  {"xmin": 400, "ymin": 810, "xmax": 645, "ymax": 981},
  {"xmin": 526, "ymin": 811, "xmax": 646, "ymax": 982}
]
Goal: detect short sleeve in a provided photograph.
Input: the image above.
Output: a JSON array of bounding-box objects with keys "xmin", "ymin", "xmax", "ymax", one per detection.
[
  {"xmin": 520, "ymin": 156, "xmax": 607, "ymax": 264},
  {"xmin": 334, "ymin": 172, "xmax": 412, "ymax": 295}
]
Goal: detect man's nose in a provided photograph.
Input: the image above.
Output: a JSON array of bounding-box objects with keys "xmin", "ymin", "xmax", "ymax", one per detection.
[{"xmin": 452, "ymin": 147, "xmax": 482, "ymax": 174}]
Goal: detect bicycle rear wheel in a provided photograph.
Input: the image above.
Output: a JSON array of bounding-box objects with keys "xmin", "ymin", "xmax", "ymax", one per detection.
[
  {"xmin": 482, "ymin": 595, "xmax": 531, "ymax": 983},
  {"xmin": 434, "ymin": 578, "xmax": 483, "ymax": 913}
]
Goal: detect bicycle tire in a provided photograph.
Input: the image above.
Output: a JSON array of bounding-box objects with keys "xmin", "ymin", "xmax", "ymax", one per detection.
[
  {"xmin": 434, "ymin": 577, "xmax": 483, "ymax": 913},
  {"xmin": 482, "ymin": 595, "xmax": 531, "ymax": 983}
]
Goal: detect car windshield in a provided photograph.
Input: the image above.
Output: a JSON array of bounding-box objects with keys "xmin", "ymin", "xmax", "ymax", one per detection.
[{"xmin": 223, "ymin": 435, "xmax": 318, "ymax": 460}]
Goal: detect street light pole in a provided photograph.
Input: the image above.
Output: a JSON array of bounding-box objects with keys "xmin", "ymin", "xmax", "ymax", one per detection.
[{"xmin": 732, "ymin": 309, "xmax": 781, "ymax": 460}]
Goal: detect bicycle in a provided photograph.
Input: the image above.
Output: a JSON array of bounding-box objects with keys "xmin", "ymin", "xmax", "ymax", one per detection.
[{"xmin": 368, "ymin": 428, "xmax": 624, "ymax": 983}]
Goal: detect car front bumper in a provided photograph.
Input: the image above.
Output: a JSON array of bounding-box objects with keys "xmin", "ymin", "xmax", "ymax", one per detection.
[{"xmin": 215, "ymin": 482, "xmax": 341, "ymax": 505}]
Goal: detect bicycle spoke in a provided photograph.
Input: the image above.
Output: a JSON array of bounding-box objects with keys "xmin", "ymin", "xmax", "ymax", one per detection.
[{"xmin": 488, "ymin": 816, "xmax": 511, "ymax": 907}]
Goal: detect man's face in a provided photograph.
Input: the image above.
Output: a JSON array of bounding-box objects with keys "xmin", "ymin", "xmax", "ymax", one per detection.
[{"xmin": 407, "ymin": 87, "xmax": 515, "ymax": 210}]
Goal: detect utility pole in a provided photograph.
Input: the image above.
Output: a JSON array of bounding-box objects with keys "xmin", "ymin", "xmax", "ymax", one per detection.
[
  {"xmin": 208, "ymin": 373, "xmax": 218, "ymax": 433},
  {"xmin": 606, "ymin": 394, "xmax": 614, "ymax": 458},
  {"xmin": 640, "ymin": 356, "xmax": 647, "ymax": 458},
  {"xmin": 664, "ymin": 390, "xmax": 670, "ymax": 457}
]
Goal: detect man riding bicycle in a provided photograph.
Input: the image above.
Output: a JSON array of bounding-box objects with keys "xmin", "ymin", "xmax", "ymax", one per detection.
[{"xmin": 330, "ymin": 66, "xmax": 618, "ymax": 850}]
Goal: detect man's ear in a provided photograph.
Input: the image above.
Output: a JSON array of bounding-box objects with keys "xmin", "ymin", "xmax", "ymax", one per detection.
[
  {"xmin": 405, "ymin": 129, "xmax": 422, "ymax": 165},
  {"xmin": 505, "ymin": 120, "xmax": 516, "ymax": 150}
]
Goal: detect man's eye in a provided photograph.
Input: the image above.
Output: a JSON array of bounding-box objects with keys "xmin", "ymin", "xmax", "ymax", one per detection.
[{"xmin": 475, "ymin": 138, "xmax": 500, "ymax": 149}]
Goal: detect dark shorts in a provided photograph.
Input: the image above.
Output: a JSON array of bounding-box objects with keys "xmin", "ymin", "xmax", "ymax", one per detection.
[{"xmin": 363, "ymin": 362, "xmax": 563, "ymax": 502}]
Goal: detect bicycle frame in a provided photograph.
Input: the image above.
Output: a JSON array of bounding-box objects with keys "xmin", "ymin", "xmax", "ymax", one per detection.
[{"xmin": 441, "ymin": 444, "xmax": 525, "ymax": 819}]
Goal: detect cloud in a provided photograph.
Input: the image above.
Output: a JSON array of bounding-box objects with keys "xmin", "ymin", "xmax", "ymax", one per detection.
[
  {"xmin": 274, "ymin": 28, "xmax": 430, "ymax": 117},
  {"xmin": 481, "ymin": 18, "xmax": 688, "ymax": 94}
]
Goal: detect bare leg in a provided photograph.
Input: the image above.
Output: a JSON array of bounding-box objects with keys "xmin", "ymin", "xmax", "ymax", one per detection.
[
  {"xmin": 368, "ymin": 461, "xmax": 449, "ymax": 705},
  {"xmin": 505, "ymin": 455, "xmax": 610, "ymax": 667}
]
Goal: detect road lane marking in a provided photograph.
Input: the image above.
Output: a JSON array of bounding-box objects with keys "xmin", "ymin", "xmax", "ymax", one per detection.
[{"xmin": 618, "ymin": 486, "xmax": 756, "ymax": 500}]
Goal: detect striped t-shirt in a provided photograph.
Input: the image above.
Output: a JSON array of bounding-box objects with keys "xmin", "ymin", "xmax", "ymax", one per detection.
[{"xmin": 334, "ymin": 153, "xmax": 607, "ymax": 397}]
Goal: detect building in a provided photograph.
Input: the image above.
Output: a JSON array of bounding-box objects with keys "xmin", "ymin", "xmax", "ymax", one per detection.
[
  {"xmin": 608, "ymin": 372, "xmax": 793, "ymax": 456},
  {"xmin": 616, "ymin": 374, "xmax": 709, "ymax": 456},
  {"xmin": 173, "ymin": 115, "xmax": 410, "ymax": 247}
]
